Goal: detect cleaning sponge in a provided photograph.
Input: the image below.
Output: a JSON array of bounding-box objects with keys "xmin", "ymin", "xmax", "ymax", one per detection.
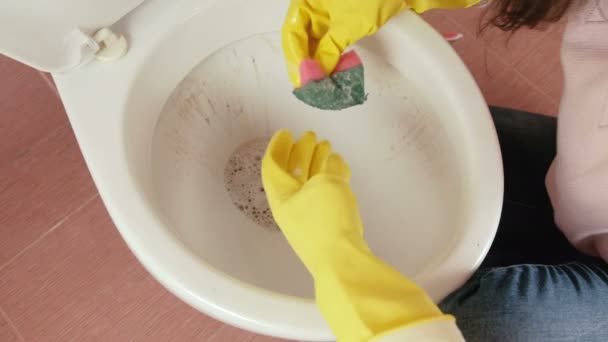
[{"xmin": 293, "ymin": 51, "xmax": 367, "ymax": 111}]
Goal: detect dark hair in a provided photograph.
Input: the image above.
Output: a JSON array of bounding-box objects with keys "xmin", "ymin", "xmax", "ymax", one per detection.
[{"xmin": 487, "ymin": 0, "xmax": 574, "ymax": 31}]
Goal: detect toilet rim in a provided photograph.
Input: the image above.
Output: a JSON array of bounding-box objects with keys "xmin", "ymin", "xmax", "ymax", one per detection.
[{"xmin": 52, "ymin": 0, "xmax": 503, "ymax": 340}]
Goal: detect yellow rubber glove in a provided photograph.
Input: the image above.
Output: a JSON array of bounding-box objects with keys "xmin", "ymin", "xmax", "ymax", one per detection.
[
  {"xmin": 282, "ymin": 0, "xmax": 480, "ymax": 87},
  {"xmin": 262, "ymin": 130, "xmax": 455, "ymax": 342}
]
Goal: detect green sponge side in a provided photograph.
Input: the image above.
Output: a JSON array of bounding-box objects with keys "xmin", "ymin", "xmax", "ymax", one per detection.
[{"xmin": 293, "ymin": 66, "xmax": 367, "ymax": 111}]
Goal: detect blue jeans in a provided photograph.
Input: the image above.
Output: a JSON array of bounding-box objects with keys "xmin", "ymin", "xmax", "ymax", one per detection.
[{"xmin": 439, "ymin": 108, "xmax": 608, "ymax": 341}]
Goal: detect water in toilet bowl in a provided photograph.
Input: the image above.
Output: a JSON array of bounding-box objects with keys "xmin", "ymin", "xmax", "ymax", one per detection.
[
  {"xmin": 150, "ymin": 33, "xmax": 467, "ymax": 298},
  {"xmin": 224, "ymin": 137, "xmax": 278, "ymax": 231}
]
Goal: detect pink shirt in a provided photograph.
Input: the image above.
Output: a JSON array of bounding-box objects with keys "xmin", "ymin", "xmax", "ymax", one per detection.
[{"xmin": 546, "ymin": 0, "xmax": 608, "ymax": 260}]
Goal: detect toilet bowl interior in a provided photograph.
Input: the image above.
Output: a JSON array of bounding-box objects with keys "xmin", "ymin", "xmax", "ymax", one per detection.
[{"xmin": 149, "ymin": 33, "xmax": 468, "ymax": 298}]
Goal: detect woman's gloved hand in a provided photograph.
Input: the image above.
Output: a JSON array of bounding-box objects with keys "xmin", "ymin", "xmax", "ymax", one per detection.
[
  {"xmin": 261, "ymin": 129, "xmax": 363, "ymax": 272},
  {"xmin": 262, "ymin": 130, "xmax": 460, "ymax": 342},
  {"xmin": 282, "ymin": 0, "xmax": 481, "ymax": 87}
]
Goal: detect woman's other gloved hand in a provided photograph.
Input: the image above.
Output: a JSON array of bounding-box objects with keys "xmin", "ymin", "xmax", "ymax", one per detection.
[
  {"xmin": 281, "ymin": 0, "xmax": 480, "ymax": 87},
  {"xmin": 262, "ymin": 130, "xmax": 461, "ymax": 341}
]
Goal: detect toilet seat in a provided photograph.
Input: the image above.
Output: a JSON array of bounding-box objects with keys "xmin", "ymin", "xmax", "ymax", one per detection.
[{"xmin": 2, "ymin": 0, "xmax": 504, "ymax": 341}]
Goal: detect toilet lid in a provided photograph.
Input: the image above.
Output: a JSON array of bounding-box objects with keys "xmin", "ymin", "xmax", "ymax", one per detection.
[{"xmin": 0, "ymin": 0, "xmax": 144, "ymax": 72}]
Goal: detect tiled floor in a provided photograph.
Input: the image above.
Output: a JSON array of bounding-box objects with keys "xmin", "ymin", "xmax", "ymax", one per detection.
[{"xmin": 0, "ymin": 7, "xmax": 564, "ymax": 342}]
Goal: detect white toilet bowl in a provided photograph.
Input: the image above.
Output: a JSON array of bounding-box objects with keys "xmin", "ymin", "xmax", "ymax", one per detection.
[{"xmin": 2, "ymin": 0, "xmax": 503, "ymax": 340}]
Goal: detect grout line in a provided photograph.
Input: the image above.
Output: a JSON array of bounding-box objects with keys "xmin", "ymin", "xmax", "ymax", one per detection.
[
  {"xmin": 0, "ymin": 193, "xmax": 99, "ymax": 273},
  {"xmin": 0, "ymin": 306, "xmax": 26, "ymax": 342}
]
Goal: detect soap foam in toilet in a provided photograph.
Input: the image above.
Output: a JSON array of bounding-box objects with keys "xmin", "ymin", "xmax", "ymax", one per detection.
[{"xmin": 224, "ymin": 138, "xmax": 279, "ymax": 231}]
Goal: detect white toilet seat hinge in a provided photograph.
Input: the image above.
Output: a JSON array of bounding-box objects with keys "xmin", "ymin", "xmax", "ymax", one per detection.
[{"xmin": 92, "ymin": 28, "xmax": 129, "ymax": 62}]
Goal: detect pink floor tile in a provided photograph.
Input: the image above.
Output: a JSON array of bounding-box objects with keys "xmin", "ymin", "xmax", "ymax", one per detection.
[
  {"xmin": 208, "ymin": 324, "xmax": 292, "ymax": 341},
  {"xmin": 0, "ymin": 57, "xmax": 67, "ymax": 166},
  {"xmin": 0, "ymin": 96, "xmax": 67, "ymax": 166},
  {"xmin": 6, "ymin": 71, "xmax": 63, "ymax": 118},
  {"xmin": 0, "ymin": 312, "xmax": 21, "ymax": 342},
  {"xmin": 443, "ymin": 34, "xmax": 507, "ymax": 94},
  {"xmin": 423, "ymin": 10, "xmax": 561, "ymax": 115},
  {"xmin": 0, "ymin": 124, "xmax": 97, "ymax": 266},
  {"xmin": 440, "ymin": 6, "xmax": 558, "ymax": 65},
  {"xmin": 207, "ymin": 325, "xmax": 258, "ymax": 341},
  {"xmin": 422, "ymin": 11, "xmax": 506, "ymax": 87},
  {"xmin": 482, "ymin": 25, "xmax": 554, "ymax": 66},
  {"xmin": 515, "ymin": 23, "xmax": 566, "ymax": 103},
  {"xmin": 251, "ymin": 336, "xmax": 292, "ymax": 342},
  {"xmin": 0, "ymin": 198, "xmax": 223, "ymax": 341},
  {"xmin": 434, "ymin": 7, "xmax": 487, "ymax": 34},
  {"xmin": 484, "ymin": 74, "xmax": 559, "ymax": 115},
  {"xmin": 0, "ymin": 56, "xmax": 34, "ymax": 105}
]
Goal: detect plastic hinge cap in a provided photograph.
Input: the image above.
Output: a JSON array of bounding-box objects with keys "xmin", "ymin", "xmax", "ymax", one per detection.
[{"xmin": 93, "ymin": 28, "xmax": 128, "ymax": 62}]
